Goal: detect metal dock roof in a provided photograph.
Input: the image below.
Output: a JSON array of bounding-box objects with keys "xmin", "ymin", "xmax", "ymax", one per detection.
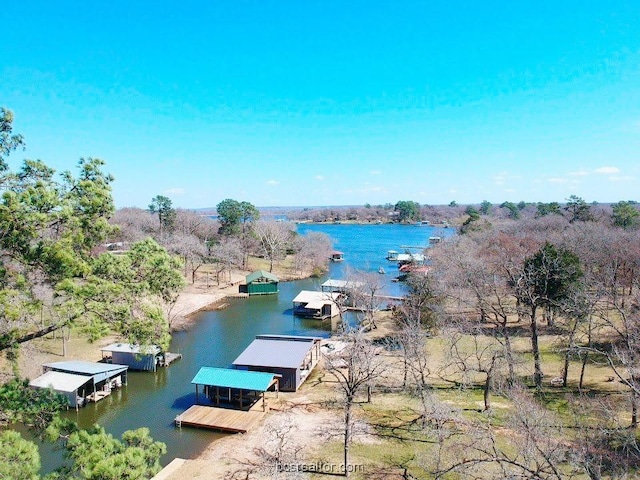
[
  {"xmin": 191, "ymin": 367, "xmax": 276, "ymax": 392},
  {"xmin": 43, "ymin": 360, "xmax": 129, "ymax": 375},
  {"xmin": 292, "ymin": 290, "xmax": 340, "ymax": 304},
  {"xmin": 100, "ymin": 343, "xmax": 161, "ymax": 355},
  {"xmin": 43, "ymin": 360, "xmax": 128, "ymax": 384},
  {"xmin": 245, "ymin": 270, "xmax": 279, "ymax": 283},
  {"xmin": 233, "ymin": 337, "xmax": 319, "ymax": 369},
  {"xmin": 29, "ymin": 371, "xmax": 91, "ymax": 393}
]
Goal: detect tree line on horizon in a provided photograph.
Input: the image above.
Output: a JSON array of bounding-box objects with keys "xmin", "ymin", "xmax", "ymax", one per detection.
[{"xmin": 268, "ymin": 197, "xmax": 640, "ymax": 230}]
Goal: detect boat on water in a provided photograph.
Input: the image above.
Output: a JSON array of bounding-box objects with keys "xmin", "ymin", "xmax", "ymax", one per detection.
[
  {"xmin": 413, "ymin": 220, "xmax": 431, "ymax": 226},
  {"xmin": 378, "ymin": 267, "xmax": 385, "ymax": 274},
  {"xmin": 429, "ymin": 236, "xmax": 442, "ymax": 245}
]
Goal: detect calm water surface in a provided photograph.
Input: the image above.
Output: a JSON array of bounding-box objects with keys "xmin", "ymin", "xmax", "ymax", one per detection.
[{"xmin": 38, "ymin": 223, "xmax": 452, "ymax": 472}]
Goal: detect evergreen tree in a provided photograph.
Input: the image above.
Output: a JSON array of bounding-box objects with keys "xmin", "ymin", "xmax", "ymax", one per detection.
[
  {"xmin": 148, "ymin": 195, "xmax": 176, "ymax": 235},
  {"xmin": 612, "ymin": 200, "xmax": 640, "ymax": 229}
]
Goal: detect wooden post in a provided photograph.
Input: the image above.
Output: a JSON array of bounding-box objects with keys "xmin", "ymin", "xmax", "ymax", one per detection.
[
  {"xmin": 216, "ymin": 386, "xmax": 220, "ymax": 406},
  {"xmin": 239, "ymin": 390, "xmax": 243, "ymax": 410},
  {"xmin": 195, "ymin": 384, "xmax": 199, "ymax": 404}
]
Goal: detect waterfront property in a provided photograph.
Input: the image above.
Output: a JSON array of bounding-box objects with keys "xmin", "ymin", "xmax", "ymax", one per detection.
[
  {"xmin": 386, "ymin": 250, "xmax": 426, "ymax": 265},
  {"xmin": 190, "ymin": 366, "xmax": 279, "ymax": 411},
  {"xmin": 292, "ymin": 290, "xmax": 341, "ymax": 319},
  {"xmin": 241, "ymin": 270, "xmax": 279, "ymax": 296},
  {"xmin": 175, "ymin": 367, "xmax": 279, "ymax": 432},
  {"xmin": 29, "ymin": 371, "xmax": 93, "ymax": 409},
  {"xmin": 233, "ymin": 334, "xmax": 322, "ymax": 391},
  {"xmin": 329, "ymin": 250, "xmax": 344, "ymax": 262},
  {"xmin": 101, "ymin": 343, "xmax": 161, "ymax": 371},
  {"xmin": 101, "ymin": 343, "xmax": 182, "ymax": 371},
  {"xmin": 320, "ymin": 279, "xmax": 364, "ymax": 294},
  {"xmin": 31, "ymin": 360, "xmax": 128, "ymax": 407}
]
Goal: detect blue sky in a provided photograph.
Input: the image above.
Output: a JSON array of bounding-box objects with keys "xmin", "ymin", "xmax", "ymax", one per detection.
[{"xmin": 2, "ymin": 1, "xmax": 639, "ymax": 208}]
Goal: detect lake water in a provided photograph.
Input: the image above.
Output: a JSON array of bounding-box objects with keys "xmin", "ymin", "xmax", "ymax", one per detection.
[{"xmin": 37, "ymin": 223, "xmax": 452, "ymax": 472}]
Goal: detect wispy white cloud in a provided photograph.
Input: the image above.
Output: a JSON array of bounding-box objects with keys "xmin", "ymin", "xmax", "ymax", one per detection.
[
  {"xmin": 595, "ymin": 166, "xmax": 620, "ymax": 174},
  {"xmin": 164, "ymin": 188, "xmax": 185, "ymax": 195},
  {"xmin": 568, "ymin": 170, "xmax": 589, "ymax": 177},
  {"xmin": 609, "ymin": 175, "xmax": 635, "ymax": 182},
  {"xmin": 370, "ymin": 170, "xmax": 381, "ymax": 175},
  {"xmin": 266, "ymin": 179, "xmax": 279, "ymax": 185},
  {"xmin": 548, "ymin": 177, "xmax": 567, "ymax": 184},
  {"xmin": 315, "ymin": 175, "xmax": 325, "ymax": 181},
  {"xmin": 493, "ymin": 172, "xmax": 508, "ymax": 185},
  {"xmin": 348, "ymin": 184, "xmax": 386, "ymax": 195},
  {"xmin": 492, "ymin": 171, "xmax": 522, "ymax": 186}
]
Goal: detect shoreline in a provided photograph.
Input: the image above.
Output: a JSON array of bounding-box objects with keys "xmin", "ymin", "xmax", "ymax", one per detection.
[{"xmin": 168, "ymin": 266, "xmax": 315, "ymax": 331}]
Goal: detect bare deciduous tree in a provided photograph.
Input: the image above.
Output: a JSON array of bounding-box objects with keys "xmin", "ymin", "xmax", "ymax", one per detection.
[
  {"xmin": 292, "ymin": 231, "xmax": 333, "ymax": 276},
  {"xmin": 435, "ymin": 386, "xmax": 571, "ymax": 479},
  {"xmin": 324, "ymin": 331, "xmax": 385, "ymax": 477},
  {"xmin": 252, "ymin": 220, "xmax": 295, "ymax": 272},
  {"xmin": 166, "ymin": 233, "xmax": 208, "ymax": 283},
  {"xmin": 209, "ymin": 237, "xmax": 244, "ymax": 285},
  {"xmin": 443, "ymin": 321, "xmax": 506, "ymax": 411},
  {"xmin": 344, "ymin": 269, "xmax": 385, "ymax": 330},
  {"xmin": 226, "ymin": 414, "xmax": 304, "ymax": 480}
]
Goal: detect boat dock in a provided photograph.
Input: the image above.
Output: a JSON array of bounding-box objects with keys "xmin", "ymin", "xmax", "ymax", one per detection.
[
  {"xmin": 86, "ymin": 390, "xmax": 111, "ymax": 403},
  {"xmin": 174, "ymin": 405, "xmax": 264, "ymax": 433},
  {"xmin": 160, "ymin": 352, "xmax": 182, "ymax": 367}
]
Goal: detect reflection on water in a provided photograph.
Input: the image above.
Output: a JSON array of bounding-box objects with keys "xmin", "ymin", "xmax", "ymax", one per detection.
[{"xmin": 36, "ymin": 223, "xmax": 452, "ymax": 473}]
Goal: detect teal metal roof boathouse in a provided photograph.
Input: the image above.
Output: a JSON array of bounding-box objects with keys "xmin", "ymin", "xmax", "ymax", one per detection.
[
  {"xmin": 190, "ymin": 366, "xmax": 279, "ymax": 412},
  {"xmin": 243, "ymin": 270, "xmax": 279, "ymax": 296}
]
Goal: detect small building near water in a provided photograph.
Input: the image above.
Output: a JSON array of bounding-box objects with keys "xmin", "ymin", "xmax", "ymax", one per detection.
[
  {"xmin": 30, "ymin": 360, "xmax": 128, "ymax": 408},
  {"xmin": 292, "ymin": 290, "xmax": 341, "ymax": 319},
  {"xmin": 386, "ymin": 250, "xmax": 426, "ymax": 265},
  {"xmin": 100, "ymin": 343, "xmax": 162, "ymax": 372},
  {"xmin": 320, "ymin": 279, "xmax": 364, "ymax": 294},
  {"xmin": 241, "ymin": 270, "xmax": 279, "ymax": 296},
  {"xmin": 233, "ymin": 334, "xmax": 322, "ymax": 392},
  {"xmin": 190, "ymin": 366, "xmax": 279, "ymax": 412},
  {"xmin": 329, "ymin": 251, "xmax": 344, "ymax": 262}
]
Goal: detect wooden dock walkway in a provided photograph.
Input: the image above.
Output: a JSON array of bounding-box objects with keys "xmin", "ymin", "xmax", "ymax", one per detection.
[
  {"xmin": 161, "ymin": 352, "xmax": 182, "ymax": 367},
  {"xmin": 174, "ymin": 405, "xmax": 264, "ymax": 433}
]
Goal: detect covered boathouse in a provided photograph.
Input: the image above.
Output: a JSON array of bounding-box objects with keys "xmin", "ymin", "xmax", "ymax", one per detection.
[
  {"xmin": 191, "ymin": 366, "xmax": 278, "ymax": 411},
  {"xmin": 320, "ymin": 279, "xmax": 364, "ymax": 294},
  {"xmin": 232, "ymin": 334, "xmax": 322, "ymax": 391},
  {"xmin": 329, "ymin": 251, "xmax": 344, "ymax": 262},
  {"xmin": 292, "ymin": 290, "xmax": 341, "ymax": 319},
  {"xmin": 30, "ymin": 360, "xmax": 128, "ymax": 408},
  {"xmin": 175, "ymin": 367, "xmax": 279, "ymax": 433},
  {"xmin": 100, "ymin": 343, "xmax": 162, "ymax": 371},
  {"xmin": 241, "ymin": 270, "xmax": 279, "ymax": 296}
]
